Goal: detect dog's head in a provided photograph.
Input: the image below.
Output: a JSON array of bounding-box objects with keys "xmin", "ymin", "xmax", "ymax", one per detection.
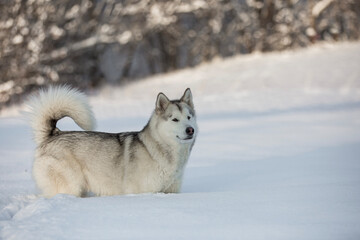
[{"xmin": 154, "ymin": 88, "xmax": 197, "ymax": 144}]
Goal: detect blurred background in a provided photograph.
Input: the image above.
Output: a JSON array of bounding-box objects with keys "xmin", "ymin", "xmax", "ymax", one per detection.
[{"xmin": 0, "ymin": 0, "xmax": 359, "ymax": 111}]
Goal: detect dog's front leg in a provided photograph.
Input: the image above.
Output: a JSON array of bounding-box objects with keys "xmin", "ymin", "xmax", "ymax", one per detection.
[{"xmin": 164, "ymin": 179, "xmax": 182, "ymax": 193}]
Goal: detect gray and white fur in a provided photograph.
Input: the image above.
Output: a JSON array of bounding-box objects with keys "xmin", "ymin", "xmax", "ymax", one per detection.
[{"xmin": 28, "ymin": 86, "xmax": 197, "ymax": 197}]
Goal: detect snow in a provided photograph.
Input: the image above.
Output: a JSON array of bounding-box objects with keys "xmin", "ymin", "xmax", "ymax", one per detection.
[{"xmin": 1, "ymin": 42, "xmax": 360, "ymax": 239}]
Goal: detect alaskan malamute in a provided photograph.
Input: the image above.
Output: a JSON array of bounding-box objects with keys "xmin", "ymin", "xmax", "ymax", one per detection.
[{"xmin": 28, "ymin": 86, "xmax": 197, "ymax": 197}]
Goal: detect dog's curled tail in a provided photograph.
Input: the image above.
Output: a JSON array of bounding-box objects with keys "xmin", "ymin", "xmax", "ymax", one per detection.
[{"xmin": 27, "ymin": 86, "xmax": 96, "ymax": 145}]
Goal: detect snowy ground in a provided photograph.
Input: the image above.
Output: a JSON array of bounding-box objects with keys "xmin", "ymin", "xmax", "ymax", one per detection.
[{"xmin": 1, "ymin": 42, "xmax": 360, "ymax": 239}]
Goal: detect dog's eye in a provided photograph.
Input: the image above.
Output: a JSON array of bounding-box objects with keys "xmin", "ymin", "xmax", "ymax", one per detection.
[
  {"xmin": 172, "ymin": 118, "xmax": 179, "ymax": 122},
  {"xmin": 187, "ymin": 116, "xmax": 191, "ymax": 120}
]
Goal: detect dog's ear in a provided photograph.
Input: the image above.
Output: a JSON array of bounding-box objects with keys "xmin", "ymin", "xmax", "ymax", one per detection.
[
  {"xmin": 180, "ymin": 88, "xmax": 194, "ymax": 108},
  {"xmin": 156, "ymin": 92, "xmax": 170, "ymax": 114}
]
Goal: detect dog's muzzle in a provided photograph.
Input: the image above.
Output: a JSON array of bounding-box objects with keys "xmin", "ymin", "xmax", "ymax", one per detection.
[{"xmin": 177, "ymin": 127, "xmax": 195, "ymax": 141}]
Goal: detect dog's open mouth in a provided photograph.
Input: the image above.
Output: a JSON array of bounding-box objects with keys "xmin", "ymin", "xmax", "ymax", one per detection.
[{"xmin": 176, "ymin": 136, "xmax": 193, "ymax": 141}]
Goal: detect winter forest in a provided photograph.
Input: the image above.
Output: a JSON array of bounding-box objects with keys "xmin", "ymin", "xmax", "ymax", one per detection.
[{"xmin": 0, "ymin": 0, "xmax": 359, "ymax": 110}]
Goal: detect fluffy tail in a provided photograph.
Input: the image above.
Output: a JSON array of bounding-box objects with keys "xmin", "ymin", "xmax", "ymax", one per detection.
[{"xmin": 27, "ymin": 86, "xmax": 96, "ymax": 145}]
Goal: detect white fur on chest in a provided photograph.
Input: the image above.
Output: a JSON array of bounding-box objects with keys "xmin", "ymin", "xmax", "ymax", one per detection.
[
  {"xmin": 156, "ymin": 145, "xmax": 190, "ymax": 190},
  {"xmin": 139, "ymin": 137, "xmax": 190, "ymax": 192}
]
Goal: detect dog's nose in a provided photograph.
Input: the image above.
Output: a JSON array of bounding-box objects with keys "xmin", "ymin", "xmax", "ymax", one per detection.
[{"xmin": 186, "ymin": 127, "xmax": 194, "ymax": 136}]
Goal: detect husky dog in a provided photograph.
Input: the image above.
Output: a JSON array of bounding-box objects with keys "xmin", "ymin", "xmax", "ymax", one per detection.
[{"xmin": 28, "ymin": 86, "xmax": 197, "ymax": 197}]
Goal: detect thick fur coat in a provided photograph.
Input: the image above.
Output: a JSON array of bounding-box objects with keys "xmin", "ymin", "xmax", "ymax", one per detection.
[{"xmin": 28, "ymin": 86, "xmax": 197, "ymax": 197}]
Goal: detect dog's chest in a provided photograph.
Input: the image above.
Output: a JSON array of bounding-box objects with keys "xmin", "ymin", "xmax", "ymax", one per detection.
[{"xmin": 157, "ymin": 148, "xmax": 189, "ymax": 186}]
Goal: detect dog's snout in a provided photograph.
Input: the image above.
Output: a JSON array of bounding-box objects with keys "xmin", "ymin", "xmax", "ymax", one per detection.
[{"xmin": 186, "ymin": 127, "xmax": 194, "ymax": 136}]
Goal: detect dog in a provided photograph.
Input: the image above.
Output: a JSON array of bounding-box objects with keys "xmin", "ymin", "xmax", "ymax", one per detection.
[{"xmin": 28, "ymin": 86, "xmax": 197, "ymax": 197}]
